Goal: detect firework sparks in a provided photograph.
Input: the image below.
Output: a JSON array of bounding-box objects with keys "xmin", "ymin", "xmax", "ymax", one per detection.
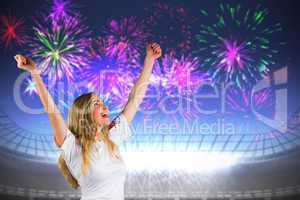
[
  {"xmin": 218, "ymin": 40, "xmax": 252, "ymax": 79},
  {"xmin": 162, "ymin": 54, "xmax": 208, "ymax": 96},
  {"xmin": 28, "ymin": 14, "xmax": 91, "ymax": 85},
  {"xmin": 24, "ymin": 78, "xmax": 37, "ymax": 95},
  {"xmin": 83, "ymin": 37, "xmax": 136, "ymax": 114},
  {"xmin": 141, "ymin": 53, "xmax": 209, "ymax": 119},
  {"xmin": 195, "ymin": 3, "xmax": 284, "ymax": 88},
  {"xmin": 101, "ymin": 17, "xmax": 149, "ymax": 70},
  {"xmin": 0, "ymin": 14, "xmax": 26, "ymax": 49},
  {"xmin": 48, "ymin": 0, "xmax": 80, "ymax": 29},
  {"xmin": 226, "ymin": 86, "xmax": 275, "ymax": 118},
  {"xmin": 49, "ymin": 0, "xmax": 73, "ymax": 20}
]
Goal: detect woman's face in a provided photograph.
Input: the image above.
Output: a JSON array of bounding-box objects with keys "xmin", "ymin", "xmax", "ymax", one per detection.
[{"xmin": 91, "ymin": 96, "xmax": 110, "ymax": 126}]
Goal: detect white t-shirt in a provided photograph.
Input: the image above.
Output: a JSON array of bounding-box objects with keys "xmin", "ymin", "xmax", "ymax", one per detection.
[{"xmin": 59, "ymin": 113, "xmax": 133, "ymax": 200}]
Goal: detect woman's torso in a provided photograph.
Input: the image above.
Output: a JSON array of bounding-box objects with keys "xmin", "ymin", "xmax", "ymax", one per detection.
[{"xmin": 69, "ymin": 140, "xmax": 127, "ymax": 200}]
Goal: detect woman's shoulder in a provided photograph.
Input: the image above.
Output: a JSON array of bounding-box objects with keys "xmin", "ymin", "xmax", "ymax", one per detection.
[{"xmin": 107, "ymin": 113, "xmax": 133, "ymax": 146}]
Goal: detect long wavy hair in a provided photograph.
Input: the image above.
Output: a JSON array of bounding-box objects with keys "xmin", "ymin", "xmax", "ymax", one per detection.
[{"xmin": 58, "ymin": 92, "xmax": 121, "ymax": 189}]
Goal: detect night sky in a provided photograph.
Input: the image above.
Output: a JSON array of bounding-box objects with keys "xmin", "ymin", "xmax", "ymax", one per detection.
[{"xmin": 0, "ymin": 0, "xmax": 299, "ymax": 141}]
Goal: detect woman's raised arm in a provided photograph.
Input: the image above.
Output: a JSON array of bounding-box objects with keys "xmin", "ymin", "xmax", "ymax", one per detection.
[
  {"xmin": 122, "ymin": 43, "xmax": 162, "ymax": 124},
  {"xmin": 14, "ymin": 54, "xmax": 67, "ymax": 147}
]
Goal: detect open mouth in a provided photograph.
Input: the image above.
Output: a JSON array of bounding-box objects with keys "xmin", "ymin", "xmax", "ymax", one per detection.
[{"xmin": 101, "ymin": 113, "xmax": 109, "ymax": 118}]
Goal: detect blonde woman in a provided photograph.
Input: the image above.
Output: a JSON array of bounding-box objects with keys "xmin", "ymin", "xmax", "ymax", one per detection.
[{"xmin": 14, "ymin": 42, "xmax": 162, "ymax": 200}]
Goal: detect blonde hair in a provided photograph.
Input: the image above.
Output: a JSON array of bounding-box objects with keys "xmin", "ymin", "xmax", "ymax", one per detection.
[{"xmin": 58, "ymin": 92, "xmax": 121, "ymax": 189}]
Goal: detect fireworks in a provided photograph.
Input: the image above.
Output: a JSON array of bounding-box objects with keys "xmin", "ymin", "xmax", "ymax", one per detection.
[
  {"xmin": 144, "ymin": 2, "xmax": 195, "ymax": 56},
  {"xmin": 195, "ymin": 3, "xmax": 283, "ymax": 88},
  {"xmin": 215, "ymin": 40, "xmax": 253, "ymax": 82},
  {"xmin": 141, "ymin": 53, "xmax": 209, "ymax": 119},
  {"xmin": 161, "ymin": 54, "xmax": 208, "ymax": 96},
  {"xmin": 101, "ymin": 17, "xmax": 149, "ymax": 70},
  {"xmin": 49, "ymin": 0, "xmax": 74, "ymax": 20},
  {"xmin": 83, "ymin": 37, "xmax": 136, "ymax": 114},
  {"xmin": 0, "ymin": 14, "xmax": 26, "ymax": 49},
  {"xmin": 226, "ymin": 86, "xmax": 275, "ymax": 118},
  {"xmin": 161, "ymin": 54, "xmax": 209, "ymax": 119},
  {"xmin": 47, "ymin": 0, "xmax": 80, "ymax": 29},
  {"xmin": 28, "ymin": 14, "xmax": 92, "ymax": 85},
  {"xmin": 24, "ymin": 78, "xmax": 37, "ymax": 96},
  {"xmin": 85, "ymin": 65, "xmax": 135, "ymax": 114}
]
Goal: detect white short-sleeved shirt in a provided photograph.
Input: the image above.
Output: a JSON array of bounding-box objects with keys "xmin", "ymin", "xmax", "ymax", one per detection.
[{"xmin": 59, "ymin": 113, "xmax": 133, "ymax": 200}]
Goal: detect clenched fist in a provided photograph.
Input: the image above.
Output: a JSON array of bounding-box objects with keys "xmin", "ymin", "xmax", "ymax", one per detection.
[
  {"xmin": 146, "ymin": 42, "xmax": 162, "ymax": 60},
  {"xmin": 14, "ymin": 54, "xmax": 37, "ymax": 73}
]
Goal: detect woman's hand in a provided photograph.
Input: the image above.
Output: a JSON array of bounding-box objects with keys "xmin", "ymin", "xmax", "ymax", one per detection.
[
  {"xmin": 146, "ymin": 42, "xmax": 162, "ymax": 60},
  {"xmin": 14, "ymin": 54, "xmax": 37, "ymax": 73}
]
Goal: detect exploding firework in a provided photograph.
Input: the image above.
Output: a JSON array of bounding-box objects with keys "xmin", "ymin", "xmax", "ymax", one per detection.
[
  {"xmin": 47, "ymin": 0, "xmax": 81, "ymax": 29},
  {"xmin": 49, "ymin": 0, "xmax": 74, "ymax": 20},
  {"xmin": 226, "ymin": 86, "xmax": 275, "ymax": 118},
  {"xmin": 82, "ymin": 37, "xmax": 136, "ymax": 114},
  {"xmin": 28, "ymin": 14, "xmax": 92, "ymax": 85},
  {"xmin": 101, "ymin": 17, "xmax": 149, "ymax": 71},
  {"xmin": 162, "ymin": 54, "xmax": 208, "ymax": 96},
  {"xmin": 195, "ymin": 4, "xmax": 284, "ymax": 88},
  {"xmin": 0, "ymin": 14, "xmax": 26, "ymax": 49},
  {"xmin": 141, "ymin": 53, "xmax": 209, "ymax": 119},
  {"xmin": 144, "ymin": 2, "xmax": 195, "ymax": 56},
  {"xmin": 24, "ymin": 78, "xmax": 37, "ymax": 96}
]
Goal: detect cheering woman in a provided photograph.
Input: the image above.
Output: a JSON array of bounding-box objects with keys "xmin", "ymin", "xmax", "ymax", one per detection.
[{"xmin": 14, "ymin": 42, "xmax": 162, "ymax": 200}]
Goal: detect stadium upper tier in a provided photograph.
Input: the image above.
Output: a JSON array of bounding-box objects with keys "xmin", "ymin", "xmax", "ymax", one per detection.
[{"xmin": 0, "ymin": 108, "xmax": 300, "ymax": 163}]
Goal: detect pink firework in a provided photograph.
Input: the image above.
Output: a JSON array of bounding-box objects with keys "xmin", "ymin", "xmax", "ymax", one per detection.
[
  {"xmin": 49, "ymin": 0, "xmax": 73, "ymax": 20},
  {"xmin": 83, "ymin": 38, "xmax": 136, "ymax": 114},
  {"xmin": 28, "ymin": 14, "xmax": 92, "ymax": 85},
  {"xmin": 141, "ymin": 53, "xmax": 209, "ymax": 119},
  {"xmin": 226, "ymin": 86, "xmax": 275, "ymax": 118},
  {"xmin": 216, "ymin": 40, "xmax": 252, "ymax": 82},
  {"xmin": 48, "ymin": 0, "xmax": 79, "ymax": 29},
  {"xmin": 101, "ymin": 17, "xmax": 150, "ymax": 70},
  {"xmin": 161, "ymin": 54, "xmax": 209, "ymax": 96},
  {"xmin": 0, "ymin": 14, "xmax": 26, "ymax": 49}
]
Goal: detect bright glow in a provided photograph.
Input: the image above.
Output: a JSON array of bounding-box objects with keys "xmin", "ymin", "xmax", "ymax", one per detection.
[
  {"xmin": 30, "ymin": 14, "xmax": 91, "ymax": 85},
  {"xmin": 0, "ymin": 14, "xmax": 26, "ymax": 48},
  {"xmin": 24, "ymin": 78, "xmax": 37, "ymax": 95},
  {"xmin": 219, "ymin": 40, "xmax": 249, "ymax": 75},
  {"xmin": 122, "ymin": 152, "xmax": 240, "ymax": 172}
]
